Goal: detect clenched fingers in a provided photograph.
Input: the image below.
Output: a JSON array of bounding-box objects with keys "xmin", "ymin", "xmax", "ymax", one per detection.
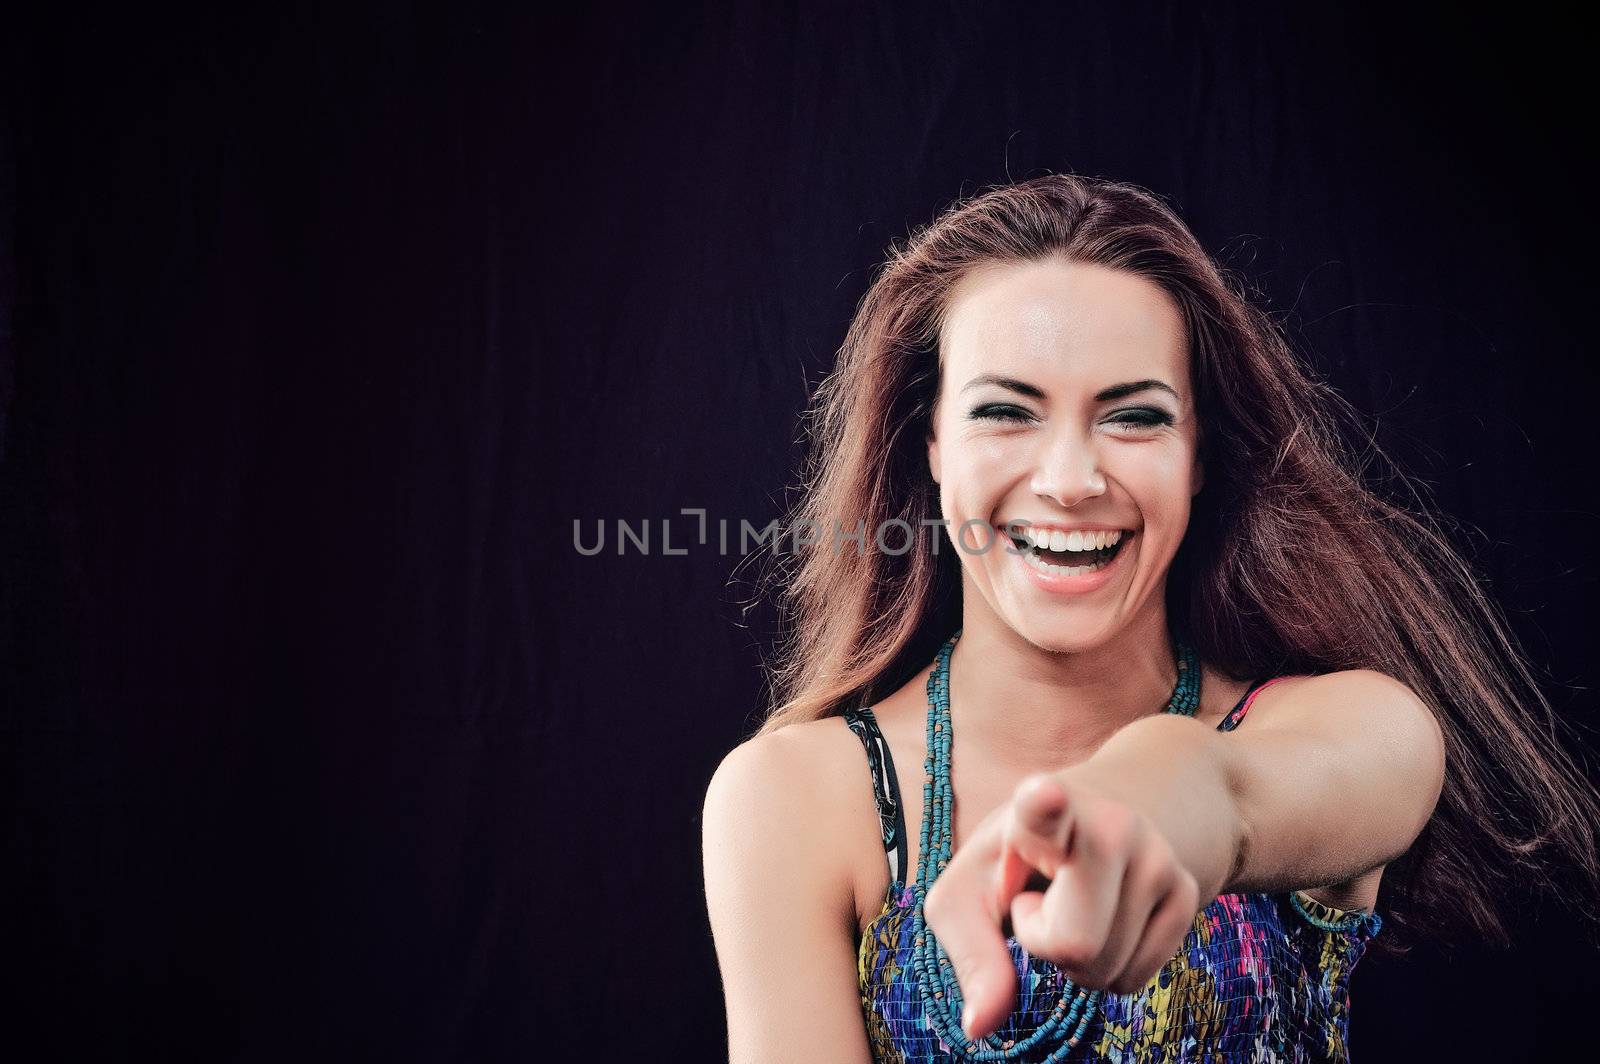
[
  {"xmin": 1011, "ymin": 799, "xmax": 1197, "ymax": 993},
  {"xmin": 1007, "ymin": 799, "xmax": 1130, "ymax": 980}
]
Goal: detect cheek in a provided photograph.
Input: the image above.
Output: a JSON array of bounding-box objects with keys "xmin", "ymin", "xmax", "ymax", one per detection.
[
  {"xmin": 941, "ymin": 442, "xmax": 1014, "ymax": 511},
  {"xmin": 1122, "ymin": 447, "xmax": 1195, "ymax": 524}
]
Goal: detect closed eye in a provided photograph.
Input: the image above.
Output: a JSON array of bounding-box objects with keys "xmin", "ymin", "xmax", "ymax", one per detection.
[
  {"xmin": 1110, "ymin": 408, "xmax": 1175, "ymax": 430},
  {"xmin": 968, "ymin": 405, "xmax": 1175, "ymax": 429},
  {"xmin": 968, "ymin": 403, "xmax": 1034, "ymax": 424}
]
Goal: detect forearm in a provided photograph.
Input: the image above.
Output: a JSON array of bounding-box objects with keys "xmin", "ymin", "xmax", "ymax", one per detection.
[
  {"xmin": 1206, "ymin": 705, "xmax": 1440, "ymax": 895},
  {"xmin": 1062, "ymin": 674, "xmax": 1446, "ymax": 904},
  {"xmin": 1054, "ymin": 713, "xmax": 1244, "ymax": 903}
]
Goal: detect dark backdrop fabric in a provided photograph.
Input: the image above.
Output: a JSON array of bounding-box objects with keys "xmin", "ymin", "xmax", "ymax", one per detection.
[{"xmin": 3, "ymin": 3, "xmax": 1597, "ymax": 1061}]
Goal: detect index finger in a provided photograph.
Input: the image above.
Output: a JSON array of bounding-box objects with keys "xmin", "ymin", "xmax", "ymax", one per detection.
[{"xmin": 922, "ymin": 826, "xmax": 1019, "ymax": 1042}]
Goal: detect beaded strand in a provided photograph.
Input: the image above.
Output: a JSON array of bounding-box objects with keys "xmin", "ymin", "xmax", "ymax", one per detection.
[{"xmin": 907, "ymin": 628, "xmax": 1202, "ymax": 1060}]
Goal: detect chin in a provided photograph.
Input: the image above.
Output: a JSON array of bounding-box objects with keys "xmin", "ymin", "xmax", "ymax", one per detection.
[{"xmin": 1011, "ymin": 617, "xmax": 1112, "ymax": 655}]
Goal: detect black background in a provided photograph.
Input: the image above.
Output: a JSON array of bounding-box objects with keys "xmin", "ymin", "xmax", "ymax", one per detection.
[{"xmin": 4, "ymin": 3, "xmax": 1597, "ymax": 1061}]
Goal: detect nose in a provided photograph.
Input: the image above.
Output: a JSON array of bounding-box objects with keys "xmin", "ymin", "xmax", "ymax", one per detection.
[{"xmin": 1030, "ymin": 428, "xmax": 1106, "ymax": 507}]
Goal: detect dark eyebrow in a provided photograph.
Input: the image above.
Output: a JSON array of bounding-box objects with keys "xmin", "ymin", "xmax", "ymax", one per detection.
[
  {"xmin": 960, "ymin": 374, "xmax": 1046, "ymax": 399},
  {"xmin": 960, "ymin": 374, "xmax": 1181, "ymax": 403},
  {"xmin": 1095, "ymin": 379, "xmax": 1181, "ymax": 402}
]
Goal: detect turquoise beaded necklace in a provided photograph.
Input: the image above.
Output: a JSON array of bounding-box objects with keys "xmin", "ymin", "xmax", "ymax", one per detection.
[{"xmin": 909, "ymin": 628, "xmax": 1202, "ymax": 1060}]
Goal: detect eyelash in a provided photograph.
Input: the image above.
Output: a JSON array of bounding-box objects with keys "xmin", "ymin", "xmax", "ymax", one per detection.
[{"xmin": 967, "ymin": 404, "xmax": 1174, "ymax": 430}]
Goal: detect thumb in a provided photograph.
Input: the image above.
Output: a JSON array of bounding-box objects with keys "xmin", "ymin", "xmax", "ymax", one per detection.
[{"xmin": 1007, "ymin": 773, "xmax": 1071, "ymax": 877}]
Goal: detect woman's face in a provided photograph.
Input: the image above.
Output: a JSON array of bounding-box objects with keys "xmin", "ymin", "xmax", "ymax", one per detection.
[{"xmin": 926, "ymin": 257, "xmax": 1203, "ymax": 652}]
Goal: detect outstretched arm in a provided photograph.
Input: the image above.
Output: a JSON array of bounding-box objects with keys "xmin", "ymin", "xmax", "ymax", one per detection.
[
  {"xmin": 924, "ymin": 668, "xmax": 1446, "ymax": 1041},
  {"xmin": 1063, "ymin": 668, "xmax": 1445, "ymax": 901},
  {"xmin": 1204, "ymin": 669, "xmax": 1445, "ymax": 897}
]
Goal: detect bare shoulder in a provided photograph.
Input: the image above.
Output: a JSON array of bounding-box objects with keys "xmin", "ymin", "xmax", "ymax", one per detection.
[
  {"xmin": 1234, "ymin": 667, "xmax": 1445, "ymax": 815},
  {"xmin": 704, "ymin": 715, "xmax": 875, "ymax": 823},
  {"xmin": 702, "ymin": 715, "xmax": 879, "ymax": 924},
  {"xmin": 1247, "ymin": 669, "xmax": 1443, "ymax": 746},
  {"xmin": 701, "ymin": 716, "xmax": 879, "ymax": 1063}
]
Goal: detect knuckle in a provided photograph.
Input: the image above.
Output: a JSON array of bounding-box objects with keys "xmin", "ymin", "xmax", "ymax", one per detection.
[
  {"xmin": 1017, "ymin": 771, "xmax": 1056, "ymax": 800},
  {"xmin": 1087, "ymin": 804, "xmax": 1141, "ymax": 851},
  {"xmin": 1084, "ymin": 962, "xmax": 1119, "ymax": 989},
  {"xmin": 1168, "ymin": 870, "xmax": 1200, "ymax": 912},
  {"xmin": 1048, "ymin": 931, "xmax": 1100, "ymax": 971},
  {"xmin": 1130, "ymin": 850, "xmax": 1177, "ymax": 895}
]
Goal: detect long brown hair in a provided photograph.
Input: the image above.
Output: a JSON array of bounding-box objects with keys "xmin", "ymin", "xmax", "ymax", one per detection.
[{"xmin": 747, "ymin": 173, "xmax": 1600, "ymax": 955}]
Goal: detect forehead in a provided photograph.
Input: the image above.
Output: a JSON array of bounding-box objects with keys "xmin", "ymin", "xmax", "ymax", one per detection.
[{"xmin": 939, "ymin": 257, "xmax": 1189, "ymax": 387}]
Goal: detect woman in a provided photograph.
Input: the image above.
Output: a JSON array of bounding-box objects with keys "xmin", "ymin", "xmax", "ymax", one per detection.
[{"xmin": 701, "ymin": 175, "xmax": 1600, "ymax": 1062}]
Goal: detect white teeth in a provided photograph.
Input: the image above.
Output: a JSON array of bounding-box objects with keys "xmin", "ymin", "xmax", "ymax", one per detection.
[
  {"xmin": 1020, "ymin": 546, "xmax": 1110, "ymax": 577},
  {"xmin": 1014, "ymin": 526, "xmax": 1126, "ymax": 551}
]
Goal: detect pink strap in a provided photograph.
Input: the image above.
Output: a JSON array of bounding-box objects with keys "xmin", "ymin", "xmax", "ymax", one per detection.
[{"xmin": 1231, "ymin": 674, "xmax": 1303, "ymax": 726}]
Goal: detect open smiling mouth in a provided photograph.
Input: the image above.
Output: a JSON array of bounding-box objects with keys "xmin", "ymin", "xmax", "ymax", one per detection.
[{"xmin": 1007, "ymin": 529, "xmax": 1132, "ymax": 575}]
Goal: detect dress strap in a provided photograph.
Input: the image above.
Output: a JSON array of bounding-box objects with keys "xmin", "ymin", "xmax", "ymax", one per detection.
[
  {"xmin": 1217, "ymin": 674, "xmax": 1302, "ymax": 732},
  {"xmin": 841, "ymin": 704, "xmax": 910, "ymax": 885}
]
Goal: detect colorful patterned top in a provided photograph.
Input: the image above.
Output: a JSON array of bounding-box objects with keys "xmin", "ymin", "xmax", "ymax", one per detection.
[{"xmin": 841, "ymin": 675, "xmax": 1383, "ymax": 1063}]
